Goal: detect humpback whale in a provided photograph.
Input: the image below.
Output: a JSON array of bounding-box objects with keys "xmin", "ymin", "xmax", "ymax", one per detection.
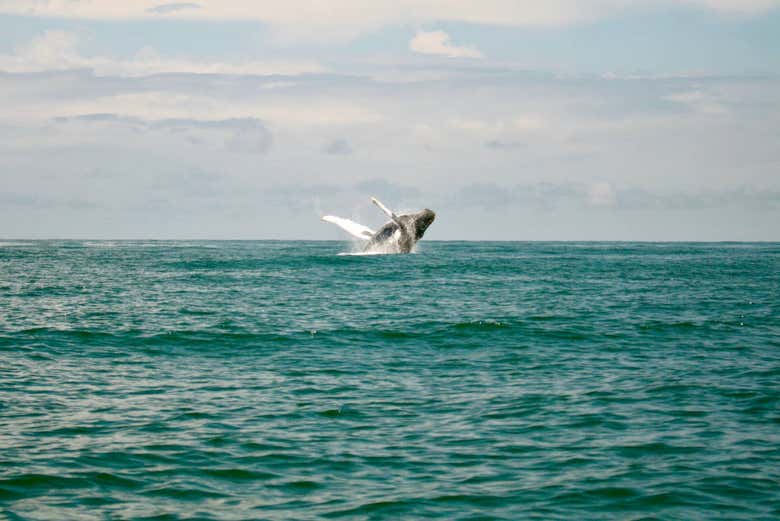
[{"xmin": 322, "ymin": 197, "xmax": 436, "ymax": 254}]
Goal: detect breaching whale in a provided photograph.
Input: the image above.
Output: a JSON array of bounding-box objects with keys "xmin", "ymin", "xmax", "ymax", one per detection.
[{"xmin": 322, "ymin": 197, "xmax": 436, "ymax": 254}]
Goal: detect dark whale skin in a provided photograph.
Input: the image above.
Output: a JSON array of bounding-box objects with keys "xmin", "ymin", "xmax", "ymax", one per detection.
[{"xmin": 364, "ymin": 209, "xmax": 435, "ymax": 253}]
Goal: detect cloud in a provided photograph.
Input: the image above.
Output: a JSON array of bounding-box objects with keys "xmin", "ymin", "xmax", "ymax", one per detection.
[
  {"xmin": 53, "ymin": 114, "xmax": 273, "ymax": 154},
  {"xmin": 353, "ymin": 179, "xmax": 421, "ymax": 202},
  {"xmin": 42, "ymin": 90, "xmax": 383, "ymax": 129},
  {"xmin": 146, "ymin": 3, "xmax": 201, "ymax": 14},
  {"xmin": 223, "ymin": 121, "xmax": 273, "ymax": 154},
  {"xmin": 453, "ymin": 182, "xmax": 780, "ymax": 212},
  {"xmin": 265, "ymin": 183, "xmax": 346, "ymax": 211},
  {"xmin": 7, "ymin": 29, "xmax": 82, "ymax": 72},
  {"xmin": 685, "ymin": 0, "xmax": 780, "ymax": 13},
  {"xmin": 2, "ymin": 2, "xmax": 777, "ymax": 44},
  {"xmin": 616, "ymin": 186, "xmax": 780, "ymax": 210},
  {"xmin": 453, "ymin": 183, "xmax": 518, "ymax": 209},
  {"xmin": 587, "ymin": 181, "xmax": 617, "ymax": 207},
  {"xmin": 0, "ymin": 191, "xmax": 102, "ymax": 210},
  {"xmin": 664, "ymin": 90, "xmax": 729, "ymax": 115},
  {"xmin": 0, "ymin": 31, "xmax": 325, "ymax": 76},
  {"xmin": 409, "ymin": 30, "xmax": 483, "ymax": 59},
  {"xmin": 322, "ymin": 138, "xmax": 353, "ymax": 155},
  {"xmin": 1, "ymin": 52, "xmax": 779, "ymax": 239},
  {"xmin": 453, "ymin": 182, "xmax": 584, "ymax": 211},
  {"xmin": 484, "ymin": 139, "xmax": 525, "ymax": 150}
]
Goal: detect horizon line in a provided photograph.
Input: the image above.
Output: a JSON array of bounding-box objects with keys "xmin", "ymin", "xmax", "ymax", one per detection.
[{"xmin": 2, "ymin": 239, "xmax": 779, "ymax": 244}]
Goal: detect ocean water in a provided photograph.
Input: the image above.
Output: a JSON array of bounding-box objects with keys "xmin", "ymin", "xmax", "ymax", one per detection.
[{"xmin": 1, "ymin": 240, "xmax": 779, "ymax": 520}]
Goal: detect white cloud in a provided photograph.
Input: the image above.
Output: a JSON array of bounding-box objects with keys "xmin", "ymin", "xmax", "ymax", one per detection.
[
  {"xmin": 13, "ymin": 29, "xmax": 81, "ymax": 67},
  {"xmin": 146, "ymin": 3, "xmax": 201, "ymax": 14},
  {"xmin": 53, "ymin": 114, "xmax": 273, "ymax": 154},
  {"xmin": 684, "ymin": 0, "xmax": 780, "ymax": 13},
  {"xmin": 449, "ymin": 116, "xmax": 547, "ymax": 134},
  {"xmin": 1, "ymin": 61, "xmax": 779, "ymax": 239},
  {"xmin": 20, "ymin": 90, "xmax": 382, "ymax": 131},
  {"xmin": 409, "ymin": 30, "xmax": 483, "ymax": 59},
  {"xmin": 664, "ymin": 90, "xmax": 729, "ymax": 115},
  {"xmin": 588, "ymin": 181, "xmax": 617, "ymax": 207},
  {"xmin": 485, "ymin": 139, "xmax": 525, "ymax": 150},
  {"xmin": 322, "ymin": 138, "xmax": 353, "ymax": 155},
  {"xmin": 0, "ymin": 30, "xmax": 325, "ymax": 76},
  {"xmin": 1, "ymin": 1, "xmax": 777, "ymax": 42}
]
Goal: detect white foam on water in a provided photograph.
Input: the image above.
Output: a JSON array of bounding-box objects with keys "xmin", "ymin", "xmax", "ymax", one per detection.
[
  {"xmin": 82, "ymin": 241, "xmax": 120, "ymax": 248},
  {"xmin": 337, "ymin": 250, "xmax": 393, "ymax": 256},
  {"xmin": 338, "ymin": 240, "xmax": 420, "ymax": 256}
]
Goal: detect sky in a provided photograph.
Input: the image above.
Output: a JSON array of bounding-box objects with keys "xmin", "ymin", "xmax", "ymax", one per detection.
[{"xmin": 1, "ymin": 1, "xmax": 779, "ymax": 240}]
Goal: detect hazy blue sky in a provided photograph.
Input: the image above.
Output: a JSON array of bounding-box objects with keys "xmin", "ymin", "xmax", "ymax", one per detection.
[{"xmin": 1, "ymin": 1, "xmax": 779, "ymax": 240}]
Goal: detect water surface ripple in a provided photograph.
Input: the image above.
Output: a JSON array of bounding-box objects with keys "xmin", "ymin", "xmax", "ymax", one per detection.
[{"xmin": 1, "ymin": 241, "xmax": 779, "ymax": 520}]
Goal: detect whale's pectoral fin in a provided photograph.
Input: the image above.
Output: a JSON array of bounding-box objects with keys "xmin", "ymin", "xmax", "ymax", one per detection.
[
  {"xmin": 371, "ymin": 197, "xmax": 400, "ymax": 223},
  {"xmin": 321, "ymin": 215, "xmax": 374, "ymax": 240}
]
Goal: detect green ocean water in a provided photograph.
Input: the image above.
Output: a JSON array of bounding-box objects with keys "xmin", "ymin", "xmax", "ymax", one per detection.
[{"xmin": 1, "ymin": 240, "xmax": 779, "ymax": 520}]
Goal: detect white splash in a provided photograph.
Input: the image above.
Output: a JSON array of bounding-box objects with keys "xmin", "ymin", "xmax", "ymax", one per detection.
[
  {"xmin": 338, "ymin": 236, "xmax": 419, "ymax": 256},
  {"xmin": 337, "ymin": 250, "xmax": 391, "ymax": 256}
]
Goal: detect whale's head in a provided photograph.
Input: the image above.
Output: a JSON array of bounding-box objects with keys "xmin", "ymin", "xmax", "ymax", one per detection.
[{"xmin": 413, "ymin": 208, "xmax": 436, "ymax": 239}]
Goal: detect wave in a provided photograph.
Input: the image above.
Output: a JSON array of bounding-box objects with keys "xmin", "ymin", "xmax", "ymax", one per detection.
[{"xmin": 2, "ymin": 318, "xmax": 599, "ymax": 354}]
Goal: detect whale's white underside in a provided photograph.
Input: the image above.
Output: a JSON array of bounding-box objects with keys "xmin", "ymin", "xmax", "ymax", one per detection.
[{"xmin": 321, "ymin": 215, "xmax": 374, "ymax": 240}]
